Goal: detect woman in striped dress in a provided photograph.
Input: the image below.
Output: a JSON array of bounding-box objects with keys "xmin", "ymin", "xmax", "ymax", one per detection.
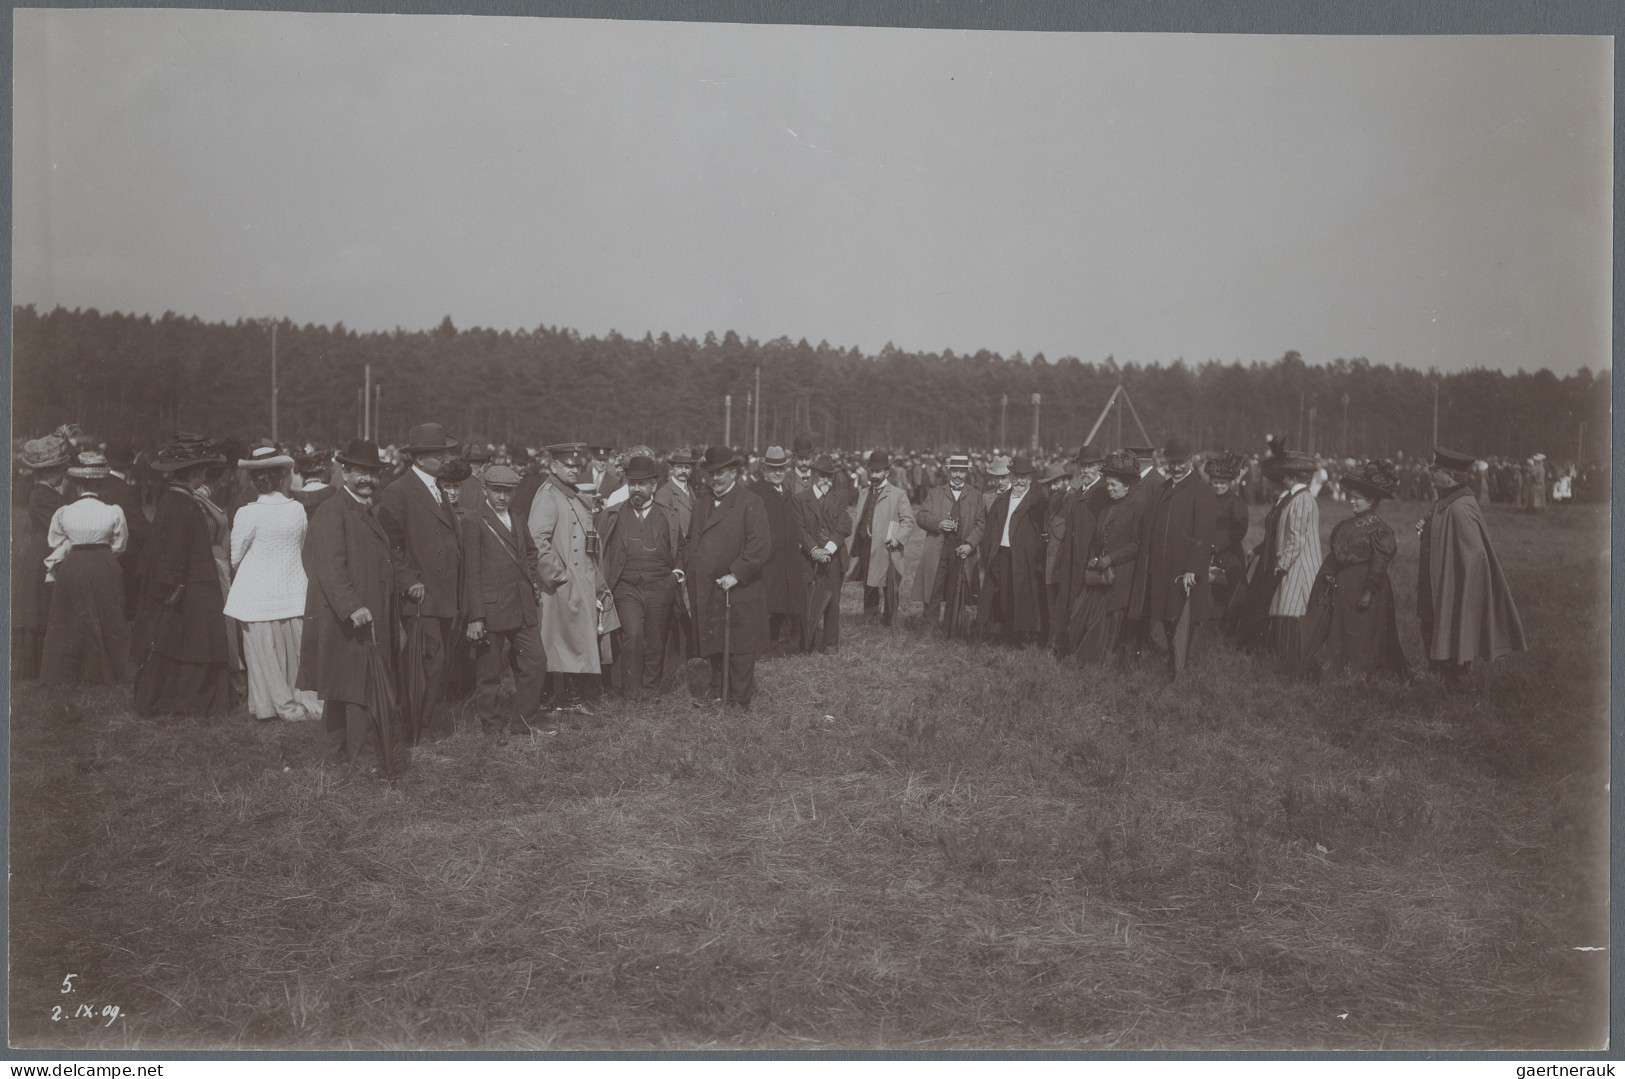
[
  {"xmin": 1265, "ymin": 450, "xmax": 1323, "ymax": 675},
  {"xmin": 225, "ymin": 446, "xmax": 320, "ymax": 722},
  {"xmin": 40, "ymin": 452, "xmax": 134, "ymax": 685}
]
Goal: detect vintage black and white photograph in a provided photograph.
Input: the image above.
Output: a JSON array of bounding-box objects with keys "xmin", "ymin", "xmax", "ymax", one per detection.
[{"xmin": 9, "ymin": 7, "xmax": 1612, "ymax": 1051}]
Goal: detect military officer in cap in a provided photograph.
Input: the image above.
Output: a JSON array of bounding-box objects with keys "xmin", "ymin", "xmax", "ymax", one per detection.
[
  {"xmin": 460, "ymin": 463, "xmax": 547, "ymax": 740},
  {"xmin": 685, "ymin": 445, "xmax": 771, "ymax": 706},
  {"xmin": 377, "ymin": 421, "xmax": 463, "ymax": 742},
  {"xmin": 848, "ymin": 450, "xmax": 915, "ymax": 626},
  {"xmin": 529, "ymin": 443, "xmax": 610, "ymax": 714},
  {"xmin": 795, "ymin": 454, "xmax": 853, "ymax": 653},
  {"xmin": 913, "ymin": 454, "xmax": 986, "ymax": 627},
  {"xmin": 600, "ymin": 455, "xmax": 686, "ymax": 699}
]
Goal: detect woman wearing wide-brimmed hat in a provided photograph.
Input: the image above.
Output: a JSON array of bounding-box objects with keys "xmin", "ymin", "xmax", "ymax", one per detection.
[
  {"xmin": 225, "ymin": 446, "xmax": 321, "ymax": 721},
  {"xmin": 1299, "ymin": 459, "xmax": 1410, "ymax": 679},
  {"xmin": 13, "ymin": 430, "xmax": 73, "ymax": 680},
  {"xmin": 132, "ymin": 433, "xmax": 235, "ymax": 716},
  {"xmin": 39, "ymin": 451, "xmax": 135, "ymax": 685},
  {"xmin": 1070, "ymin": 450, "xmax": 1146, "ymax": 665},
  {"xmin": 1204, "ymin": 451, "xmax": 1251, "ymax": 618}
]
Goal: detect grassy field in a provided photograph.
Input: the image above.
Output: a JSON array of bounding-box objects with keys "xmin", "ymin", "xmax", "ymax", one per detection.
[{"xmin": 8, "ymin": 498, "xmax": 1609, "ymax": 1050}]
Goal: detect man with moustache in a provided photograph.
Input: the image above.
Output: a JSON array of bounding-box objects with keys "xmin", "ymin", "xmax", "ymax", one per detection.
[
  {"xmin": 530, "ymin": 443, "xmax": 611, "ymax": 715},
  {"xmin": 847, "ymin": 450, "xmax": 914, "ymax": 626},
  {"xmin": 794, "ymin": 454, "xmax": 853, "ymax": 654},
  {"xmin": 787, "ymin": 435, "xmax": 817, "ymax": 496},
  {"xmin": 913, "ymin": 454, "xmax": 986, "ymax": 629},
  {"xmin": 600, "ymin": 455, "xmax": 685, "ymax": 699},
  {"xmin": 750, "ymin": 446, "xmax": 809, "ymax": 655},
  {"xmin": 299, "ymin": 439, "xmax": 398, "ymax": 770},
  {"xmin": 1127, "ymin": 436, "xmax": 1217, "ymax": 676},
  {"xmin": 460, "ymin": 464, "xmax": 547, "ymax": 741},
  {"xmin": 978, "ymin": 455, "xmax": 1049, "ymax": 645},
  {"xmin": 377, "ymin": 422, "xmax": 463, "ymax": 743},
  {"xmin": 654, "ymin": 447, "xmax": 698, "ymax": 539},
  {"xmin": 685, "ymin": 445, "xmax": 770, "ymax": 707}
]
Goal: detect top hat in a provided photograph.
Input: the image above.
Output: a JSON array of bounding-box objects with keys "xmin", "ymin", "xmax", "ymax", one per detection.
[
  {"xmin": 622, "ymin": 455, "xmax": 661, "ymax": 482},
  {"xmin": 866, "ymin": 450, "xmax": 890, "ymax": 471},
  {"xmin": 151, "ymin": 432, "xmax": 225, "ymax": 473},
  {"xmin": 702, "ymin": 444, "xmax": 744, "ymax": 472},
  {"xmin": 1162, "ymin": 436, "xmax": 1195, "ymax": 462},
  {"xmin": 1342, "ymin": 459, "xmax": 1399, "ymax": 501},
  {"xmin": 402, "ymin": 423, "xmax": 459, "ymax": 455},
  {"xmin": 238, "ymin": 445, "xmax": 295, "ymax": 470},
  {"xmin": 481, "ymin": 464, "xmax": 522, "ymax": 488},
  {"xmin": 20, "ymin": 433, "xmax": 72, "ymax": 470},
  {"xmin": 67, "ymin": 450, "xmax": 110, "ymax": 481},
  {"xmin": 761, "ymin": 446, "xmax": 791, "ymax": 468},
  {"xmin": 809, "ymin": 454, "xmax": 839, "ymax": 475},
  {"xmin": 336, "ymin": 439, "xmax": 387, "ymax": 470},
  {"xmin": 1008, "ymin": 455, "xmax": 1039, "ymax": 476},
  {"xmin": 1432, "ymin": 446, "xmax": 1476, "ymax": 472}
]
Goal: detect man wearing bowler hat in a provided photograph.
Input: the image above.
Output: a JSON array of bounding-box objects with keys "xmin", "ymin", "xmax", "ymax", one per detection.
[
  {"xmin": 530, "ymin": 442, "xmax": 611, "ymax": 714},
  {"xmin": 460, "ymin": 464, "xmax": 547, "ymax": 740},
  {"xmin": 750, "ymin": 446, "xmax": 810, "ymax": 655},
  {"xmin": 684, "ymin": 445, "xmax": 770, "ymax": 707},
  {"xmin": 299, "ymin": 439, "xmax": 398, "ymax": 770},
  {"xmin": 600, "ymin": 454, "xmax": 686, "ymax": 698},
  {"xmin": 1128, "ymin": 435, "xmax": 1217, "ymax": 675},
  {"xmin": 788, "ymin": 434, "xmax": 817, "ymax": 497},
  {"xmin": 794, "ymin": 454, "xmax": 852, "ymax": 653},
  {"xmin": 848, "ymin": 449, "xmax": 915, "ymax": 626},
  {"xmin": 377, "ymin": 421, "xmax": 464, "ymax": 743}
]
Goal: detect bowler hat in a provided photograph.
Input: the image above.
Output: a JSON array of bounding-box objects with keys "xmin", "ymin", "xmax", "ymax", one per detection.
[
  {"xmin": 402, "ymin": 423, "xmax": 459, "ymax": 455},
  {"xmin": 482, "ymin": 464, "xmax": 522, "ymax": 488},
  {"xmin": 1073, "ymin": 444, "xmax": 1105, "ymax": 466},
  {"xmin": 792, "ymin": 434, "xmax": 815, "ymax": 456},
  {"xmin": 336, "ymin": 439, "xmax": 387, "ymax": 470},
  {"xmin": 623, "ymin": 455, "xmax": 661, "ymax": 482},
  {"xmin": 702, "ymin": 445, "xmax": 744, "ymax": 472},
  {"xmin": 1432, "ymin": 446, "xmax": 1476, "ymax": 472},
  {"xmin": 1009, "ymin": 456, "xmax": 1039, "ymax": 476},
  {"xmin": 1163, "ymin": 436, "xmax": 1195, "ymax": 462},
  {"xmin": 866, "ymin": 450, "xmax": 890, "ymax": 470},
  {"xmin": 809, "ymin": 454, "xmax": 838, "ymax": 475},
  {"xmin": 761, "ymin": 445, "xmax": 791, "ymax": 468}
]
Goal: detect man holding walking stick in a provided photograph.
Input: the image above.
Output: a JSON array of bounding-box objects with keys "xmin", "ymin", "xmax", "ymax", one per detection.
[{"xmin": 684, "ymin": 445, "xmax": 771, "ymax": 709}]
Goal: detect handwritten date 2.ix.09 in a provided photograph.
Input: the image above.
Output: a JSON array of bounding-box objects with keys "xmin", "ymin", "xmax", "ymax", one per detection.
[{"xmin": 52, "ymin": 1003, "xmax": 122, "ymax": 1026}]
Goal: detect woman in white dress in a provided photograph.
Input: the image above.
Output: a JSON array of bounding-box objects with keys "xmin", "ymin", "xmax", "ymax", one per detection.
[
  {"xmin": 40, "ymin": 451, "xmax": 133, "ymax": 685},
  {"xmin": 225, "ymin": 446, "xmax": 320, "ymax": 721}
]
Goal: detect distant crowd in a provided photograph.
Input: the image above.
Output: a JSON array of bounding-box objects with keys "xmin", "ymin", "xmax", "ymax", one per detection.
[{"xmin": 15, "ymin": 423, "xmax": 1534, "ymax": 774}]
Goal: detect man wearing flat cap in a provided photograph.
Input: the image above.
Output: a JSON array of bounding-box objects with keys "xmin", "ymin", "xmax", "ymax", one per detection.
[
  {"xmin": 1416, "ymin": 447, "xmax": 1526, "ymax": 687},
  {"xmin": 1128, "ymin": 436, "xmax": 1217, "ymax": 675},
  {"xmin": 795, "ymin": 454, "xmax": 853, "ymax": 653},
  {"xmin": 460, "ymin": 464, "xmax": 547, "ymax": 739},
  {"xmin": 848, "ymin": 450, "xmax": 915, "ymax": 626},
  {"xmin": 600, "ymin": 455, "xmax": 687, "ymax": 698},
  {"xmin": 377, "ymin": 421, "xmax": 464, "ymax": 743},
  {"xmin": 684, "ymin": 446, "xmax": 771, "ymax": 707},
  {"xmin": 913, "ymin": 454, "xmax": 986, "ymax": 629},
  {"xmin": 530, "ymin": 443, "xmax": 611, "ymax": 714}
]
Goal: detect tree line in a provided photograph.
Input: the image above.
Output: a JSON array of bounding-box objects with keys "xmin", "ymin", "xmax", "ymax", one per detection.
[{"xmin": 12, "ymin": 304, "xmax": 1610, "ymax": 464}]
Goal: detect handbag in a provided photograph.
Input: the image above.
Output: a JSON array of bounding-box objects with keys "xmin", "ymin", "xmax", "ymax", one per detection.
[{"xmin": 1083, "ymin": 563, "xmax": 1115, "ymax": 588}]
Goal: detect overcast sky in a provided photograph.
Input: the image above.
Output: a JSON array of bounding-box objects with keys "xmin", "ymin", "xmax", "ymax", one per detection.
[{"xmin": 12, "ymin": 12, "xmax": 1613, "ymax": 375}]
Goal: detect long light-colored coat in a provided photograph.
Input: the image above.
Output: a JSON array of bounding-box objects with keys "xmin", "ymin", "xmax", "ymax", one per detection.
[
  {"xmin": 1268, "ymin": 486, "xmax": 1322, "ymax": 618},
  {"xmin": 912, "ymin": 483, "xmax": 985, "ymax": 602},
  {"xmin": 849, "ymin": 481, "xmax": 915, "ymax": 588},
  {"xmin": 528, "ymin": 476, "xmax": 607, "ymax": 674}
]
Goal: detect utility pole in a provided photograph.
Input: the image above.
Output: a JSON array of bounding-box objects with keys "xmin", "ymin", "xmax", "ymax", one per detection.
[
  {"xmin": 363, "ymin": 364, "xmax": 373, "ymax": 441},
  {"xmin": 1341, "ymin": 392, "xmax": 1349, "ymax": 457},
  {"xmin": 1431, "ymin": 381, "xmax": 1439, "ymax": 451},
  {"xmin": 724, "ymin": 394, "xmax": 732, "ymax": 446},
  {"xmin": 754, "ymin": 366, "xmax": 762, "ymax": 452},
  {"xmin": 270, "ymin": 321, "xmax": 279, "ymax": 444},
  {"xmin": 374, "ymin": 382, "xmax": 383, "ymax": 445},
  {"xmin": 1030, "ymin": 393, "xmax": 1041, "ymax": 452},
  {"xmin": 998, "ymin": 394, "xmax": 1008, "ymax": 449},
  {"xmin": 745, "ymin": 391, "xmax": 753, "ymax": 451}
]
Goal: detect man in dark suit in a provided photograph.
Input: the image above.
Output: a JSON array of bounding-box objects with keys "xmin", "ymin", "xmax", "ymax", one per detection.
[
  {"xmin": 1050, "ymin": 445, "xmax": 1108, "ymax": 654},
  {"xmin": 601, "ymin": 455, "xmax": 686, "ymax": 699},
  {"xmin": 794, "ymin": 454, "xmax": 852, "ymax": 654},
  {"xmin": 377, "ymin": 421, "xmax": 463, "ymax": 743},
  {"xmin": 298, "ymin": 440, "xmax": 398, "ymax": 770},
  {"xmin": 1128, "ymin": 436, "xmax": 1217, "ymax": 676},
  {"xmin": 749, "ymin": 445, "xmax": 810, "ymax": 656},
  {"xmin": 978, "ymin": 455, "xmax": 1049, "ymax": 646},
  {"xmin": 460, "ymin": 464, "xmax": 546, "ymax": 741},
  {"xmin": 653, "ymin": 448, "xmax": 697, "ymax": 539},
  {"xmin": 684, "ymin": 445, "xmax": 771, "ymax": 708}
]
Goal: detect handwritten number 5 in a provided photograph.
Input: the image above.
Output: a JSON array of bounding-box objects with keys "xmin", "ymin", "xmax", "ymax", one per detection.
[{"xmin": 61, "ymin": 973, "xmax": 77, "ymax": 993}]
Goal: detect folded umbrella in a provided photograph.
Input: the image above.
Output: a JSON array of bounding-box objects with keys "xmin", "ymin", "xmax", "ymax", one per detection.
[
  {"xmin": 399, "ymin": 597, "xmax": 429, "ymax": 744},
  {"xmin": 364, "ymin": 623, "xmax": 401, "ymax": 776}
]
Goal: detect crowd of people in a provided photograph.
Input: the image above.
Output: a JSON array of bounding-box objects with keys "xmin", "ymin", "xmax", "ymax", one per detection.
[{"xmin": 14, "ymin": 421, "xmax": 1533, "ymax": 774}]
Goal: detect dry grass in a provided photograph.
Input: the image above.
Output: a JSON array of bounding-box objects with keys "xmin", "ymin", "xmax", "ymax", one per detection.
[{"xmin": 8, "ymin": 499, "xmax": 1608, "ymax": 1050}]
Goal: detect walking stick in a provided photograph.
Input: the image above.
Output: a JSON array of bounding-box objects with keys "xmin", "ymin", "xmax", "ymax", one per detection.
[{"xmin": 720, "ymin": 585, "xmax": 732, "ymax": 710}]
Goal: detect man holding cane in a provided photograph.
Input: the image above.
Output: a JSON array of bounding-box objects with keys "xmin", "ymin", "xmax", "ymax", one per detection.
[
  {"xmin": 684, "ymin": 446, "xmax": 771, "ymax": 708},
  {"xmin": 914, "ymin": 454, "xmax": 986, "ymax": 630}
]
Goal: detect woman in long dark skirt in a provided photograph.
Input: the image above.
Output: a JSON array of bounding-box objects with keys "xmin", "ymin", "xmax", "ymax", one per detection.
[
  {"xmin": 132, "ymin": 434, "xmax": 235, "ymax": 717},
  {"xmin": 40, "ymin": 452, "xmax": 134, "ymax": 685},
  {"xmin": 1300, "ymin": 459, "xmax": 1410, "ymax": 679},
  {"xmin": 1205, "ymin": 451, "xmax": 1251, "ymax": 618},
  {"xmin": 1070, "ymin": 451, "xmax": 1145, "ymax": 666},
  {"xmin": 14, "ymin": 433, "xmax": 72, "ymax": 680}
]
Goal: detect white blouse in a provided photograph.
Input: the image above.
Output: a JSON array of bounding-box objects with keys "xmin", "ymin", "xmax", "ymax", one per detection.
[
  {"xmin": 43, "ymin": 495, "xmax": 128, "ymax": 578},
  {"xmin": 224, "ymin": 493, "xmax": 309, "ymax": 622}
]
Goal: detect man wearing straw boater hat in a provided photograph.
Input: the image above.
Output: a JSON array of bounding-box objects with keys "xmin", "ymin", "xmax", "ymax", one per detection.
[
  {"xmin": 794, "ymin": 453, "xmax": 854, "ymax": 653},
  {"xmin": 1128, "ymin": 435, "xmax": 1217, "ymax": 676},
  {"xmin": 600, "ymin": 454, "xmax": 686, "ymax": 699},
  {"xmin": 684, "ymin": 445, "xmax": 770, "ymax": 708},
  {"xmin": 459, "ymin": 463, "xmax": 547, "ymax": 740},
  {"xmin": 299, "ymin": 439, "xmax": 398, "ymax": 770},
  {"xmin": 913, "ymin": 453, "xmax": 987, "ymax": 629},
  {"xmin": 377, "ymin": 421, "xmax": 464, "ymax": 743},
  {"xmin": 530, "ymin": 442, "xmax": 612, "ymax": 715}
]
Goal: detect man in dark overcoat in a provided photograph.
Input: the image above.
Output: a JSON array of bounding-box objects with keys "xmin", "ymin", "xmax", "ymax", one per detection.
[
  {"xmin": 749, "ymin": 445, "xmax": 810, "ymax": 656},
  {"xmin": 460, "ymin": 464, "xmax": 547, "ymax": 738},
  {"xmin": 913, "ymin": 454, "xmax": 986, "ymax": 629},
  {"xmin": 684, "ymin": 445, "xmax": 771, "ymax": 707},
  {"xmin": 1128, "ymin": 435, "xmax": 1217, "ymax": 675},
  {"xmin": 1050, "ymin": 446, "xmax": 1107, "ymax": 653},
  {"xmin": 298, "ymin": 440, "xmax": 398, "ymax": 768},
  {"xmin": 601, "ymin": 455, "xmax": 686, "ymax": 699},
  {"xmin": 978, "ymin": 455, "xmax": 1049, "ymax": 644},
  {"xmin": 377, "ymin": 421, "xmax": 463, "ymax": 743},
  {"xmin": 794, "ymin": 454, "xmax": 853, "ymax": 654},
  {"xmin": 654, "ymin": 447, "xmax": 698, "ymax": 539}
]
